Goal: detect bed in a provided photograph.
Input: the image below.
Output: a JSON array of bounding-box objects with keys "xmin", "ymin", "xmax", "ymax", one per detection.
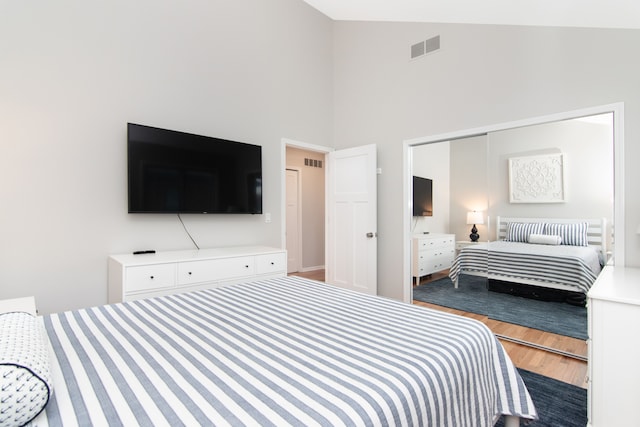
[
  {"xmin": 449, "ymin": 216, "xmax": 606, "ymax": 298},
  {"xmin": 3, "ymin": 276, "xmax": 537, "ymax": 427}
]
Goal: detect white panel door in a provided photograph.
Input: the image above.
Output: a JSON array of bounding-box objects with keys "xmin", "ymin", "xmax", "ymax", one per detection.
[
  {"xmin": 326, "ymin": 144, "xmax": 377, "ymax": 295},
  {"xmin": 285, "ymin": 169, "xmax": 301, "ymax": 273}
]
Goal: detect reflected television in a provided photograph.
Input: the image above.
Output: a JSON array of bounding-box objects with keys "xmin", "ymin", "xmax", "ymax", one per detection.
[{"xmin": 412, "ymin": 176, "xmax": 433, "ymax": 217}]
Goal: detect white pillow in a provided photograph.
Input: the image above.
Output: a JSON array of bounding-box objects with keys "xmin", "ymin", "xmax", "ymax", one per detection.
[
  {"xmin": 0, "ymin": 312, "xmax": 52, "ymax": 427},
  {"xmin": 529, "ymin": 233, "xmax": 562, "ymax": 245}
]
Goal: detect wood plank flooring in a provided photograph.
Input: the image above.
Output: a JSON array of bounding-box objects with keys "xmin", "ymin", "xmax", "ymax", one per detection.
[
  {"xmin": 414, "ymin": 272, "xmax": 587, "ymax": 388},
  {"xmin": 290, "ymin": 269, "xmax": 587, "ymax": 389}
]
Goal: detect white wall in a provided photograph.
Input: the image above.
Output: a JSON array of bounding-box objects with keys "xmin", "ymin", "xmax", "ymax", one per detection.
[
  {"xmin": 0, "ymin": 0, "xmax": 334, "ymax": 314},
  {"xmin": 487, "ymin": 118, "xmax": 614, "ymax": 233},
  {"xmin": 449, "ymin": 135, "xmax": 489, "ymax": 242},
  {"xmin": 333, "ymin": 22, "xmax": 640, "ymax": 301},
  {"xmin": 411, "ymin": 142, "xmax": 450, "ymax": 235}
]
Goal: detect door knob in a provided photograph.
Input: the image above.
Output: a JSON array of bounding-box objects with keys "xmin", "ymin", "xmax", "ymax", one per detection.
[{"xmin": 366, "ymin": 232, "xmax": 376, "ymax": 238}]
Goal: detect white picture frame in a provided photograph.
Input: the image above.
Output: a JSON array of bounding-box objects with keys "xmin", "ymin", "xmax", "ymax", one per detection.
[{"xmin": 509, "ymin": 153, "xmax": 566, "ymax": 203}]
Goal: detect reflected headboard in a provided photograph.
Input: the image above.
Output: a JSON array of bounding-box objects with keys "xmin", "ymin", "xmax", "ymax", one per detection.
[{"xmin": 495, "ymin": 216, "xmax": 607, "ymax": 255}]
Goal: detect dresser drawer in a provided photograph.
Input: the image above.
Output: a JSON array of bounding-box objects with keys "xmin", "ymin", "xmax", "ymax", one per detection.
[
  {"xmin": 434, "ymin": 236, "xmax": 455, "ymax": 247},
  {"xmin": 442, "ymin": 254, "xmax": 455, "ymax": 267},
  {"xmin": 256, "ymin": 252, "xmax": 287, "ymax": 274},
  {"xmin": 416, "ymin": 266, "xmax": 426, "ymax": 277},
  {"xmin": 425, "ymin": 247, "xmax": 453, "ymax": 259},
  {"xmin": 177, "ymin": 256, "xmax": 256, "ymax": 285},
  {"xmin": 418, "ymin": 252, "xmax": 453, "ymax": 272},
  {"xmin": 416, "ymin": 238, "xmax": 442, "ymax": 250},
  {"xmin": 416, "ymin": 236, "xmax": 455, "ymax": 250},
  {"xmin": 428, "ymin": 255, "xmax": 454, "ymax": 272},
  {"xmin": 126, "ymin": 264, "xmax": 176, "ymax": 293}
]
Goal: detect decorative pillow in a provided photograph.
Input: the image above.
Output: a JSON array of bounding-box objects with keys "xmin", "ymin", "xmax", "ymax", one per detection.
[
  {"xmin": 0, "ymin": 312, "xmax": 52, "ymax": 427},
  {"xmin": 546, "ymin": 222, "xmax": 589, "ymax": 246},
  {"xmin": 528, "ymin": 233, "xmax": 562, "ymax": 245},
  {"xmin": 505, "ymin": 222, "xmax": 545, "ymax": 243}
]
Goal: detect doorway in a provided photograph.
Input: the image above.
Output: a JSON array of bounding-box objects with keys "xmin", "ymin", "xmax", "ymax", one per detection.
[
  {"xmin": 284, "ymin": 144, "xmax": 327, "ymax": 276},
  {"xmin": 282, "ymin": 139, "xmax": 378, "ymax": 295}
]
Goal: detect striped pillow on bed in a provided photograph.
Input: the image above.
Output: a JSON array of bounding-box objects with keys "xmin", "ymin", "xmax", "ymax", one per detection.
[
  {"xmin": 505, "ymin": 222, "xmax": 545, "ymax": 243},
  {"xmin": 546, "ymin": 222, "xmax": 589, "ymax": 246}
]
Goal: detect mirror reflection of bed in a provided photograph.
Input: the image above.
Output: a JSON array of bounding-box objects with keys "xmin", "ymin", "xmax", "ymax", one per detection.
[
  {"xmin": 451, "ymin": 216, "xmax": 606, "ymax": 302},
  {"xmin": 410, "ymin": 111, "xmax": 615, "ymax": 385}
]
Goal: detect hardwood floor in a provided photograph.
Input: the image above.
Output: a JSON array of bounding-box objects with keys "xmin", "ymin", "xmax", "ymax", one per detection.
[
  {"xmin": 289, "ymin": 269, "xmax": 326, "ymax": 282},
  {"xmin": 290, "ymin": 269, "xmax": 587, "ymax": 389}
]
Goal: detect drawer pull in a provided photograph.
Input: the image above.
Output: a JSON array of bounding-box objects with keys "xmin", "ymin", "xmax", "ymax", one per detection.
[
  {"xmin": 150, "ymin": 276, "xmax": 154, "ymax": 279},
  {"xmin": 245, "ymin": 265, "xmax": 249, "ymax": 268},
  {"xmin": 270, "ymin": 262, "xmax": 275, "ymax": 265},
  {"xmin": 188, "ymin": 272, "xmax": 192, "ymax": 275}
]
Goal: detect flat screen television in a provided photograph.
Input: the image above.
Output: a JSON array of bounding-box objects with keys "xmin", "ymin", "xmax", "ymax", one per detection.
[
  {"xmin": 128, "ymin": 123, "xmax": 262, "ymax": 214},
  {"xmin": 412, "ymin": 176, "xmax": 433, "ymax": 217}
]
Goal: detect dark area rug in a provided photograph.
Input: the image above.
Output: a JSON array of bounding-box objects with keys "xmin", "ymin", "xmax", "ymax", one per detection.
[
  {"xmin": 412, "ymin": 275, "xmax": 587, "ymax": 340},
  {"xmin": 495, "ymin": 369, "xmax": 587, "ymax": 427}
]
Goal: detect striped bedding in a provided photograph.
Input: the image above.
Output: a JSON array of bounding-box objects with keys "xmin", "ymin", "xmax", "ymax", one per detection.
[
  {"xmin": 32, "ymin": 276, "xmax": 536, "ymax": 426},
  {"xmin": 449, "ymin": 241, "xmax": 602, "ymax": 294}
]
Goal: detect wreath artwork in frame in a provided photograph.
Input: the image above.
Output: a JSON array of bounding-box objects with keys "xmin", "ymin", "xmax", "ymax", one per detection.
[{"xmin": 509, "ymin": 153, "xmax": 566, "ymax": 203}]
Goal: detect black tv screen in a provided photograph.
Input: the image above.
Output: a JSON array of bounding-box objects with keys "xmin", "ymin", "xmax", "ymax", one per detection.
[
  {"xmin": 412, "ymin": 176, "xmax": 433, "ymax": 217},
  {"xmin": 128, "ymin": 123, "xmax": 262, "ymax": 214}
]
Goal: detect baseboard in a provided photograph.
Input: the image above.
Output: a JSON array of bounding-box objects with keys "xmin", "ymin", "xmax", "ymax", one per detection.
[{"xmin": 300, "ymin": 265, "xmax": 325, "ymax": 273}]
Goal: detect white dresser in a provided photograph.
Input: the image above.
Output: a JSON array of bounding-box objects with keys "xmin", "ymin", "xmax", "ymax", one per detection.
[
  {"xmin": 108, "ymin": 246, "xmax": 287, "ymax": 303},
  {"xmin": 587, "ymin": 266, "xmax": 640, "ymax": 426},
  {"xmin": 411, "ymin": 233, "xmax": 455, "ymax": 281}
]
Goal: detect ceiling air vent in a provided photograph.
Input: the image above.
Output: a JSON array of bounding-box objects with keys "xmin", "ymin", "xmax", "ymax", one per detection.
[{"xmin": 410, "ymin": 35, "xmax": 440, "ymax": 60}]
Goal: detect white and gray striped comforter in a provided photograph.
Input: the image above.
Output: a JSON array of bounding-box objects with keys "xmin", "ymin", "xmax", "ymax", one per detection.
[
  {"xmin": 33, "ymin": 276, "xmax": 536, "ymax": 426},
  {"xmin": 449, "ymin": 241, "xmax": 602, "ymax": 294}
]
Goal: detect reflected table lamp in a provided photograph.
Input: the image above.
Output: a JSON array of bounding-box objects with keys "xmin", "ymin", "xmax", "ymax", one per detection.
[{"xmin": 467, "ymin": 211, "xmax": 484, "ymax": 242}]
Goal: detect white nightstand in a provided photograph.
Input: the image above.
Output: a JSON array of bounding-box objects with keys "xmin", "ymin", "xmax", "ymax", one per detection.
[
  {"xmin": 455, "ymin": 240, "xmax": 485, "ymax": 255},
  {"xmin": 0, "ymin": 296, "xmax": 37, "ymax": 315},
  {"xmin": 456, "ymin": 240, "xmax": 479, "ymax": 248}
]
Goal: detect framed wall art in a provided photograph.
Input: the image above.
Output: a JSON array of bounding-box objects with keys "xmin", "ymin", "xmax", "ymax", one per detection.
[{"xmin": 509, "ymin": 153, "xmax": 566, "ymax": 203}]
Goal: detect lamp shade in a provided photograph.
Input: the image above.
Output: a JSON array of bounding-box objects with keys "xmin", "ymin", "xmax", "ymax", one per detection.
[{"xmin": 466, "ymin": 211, "xmax": 484, "ymax": 225}]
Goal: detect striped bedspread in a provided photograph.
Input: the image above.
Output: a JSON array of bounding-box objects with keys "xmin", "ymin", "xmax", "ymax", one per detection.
[
  {"xmin": 33, "ymin": 276, "xmax": 536, "ymax": 426},
  {"xmin": 449, "ymin": 241, "xmax": 602, "ymax": 294}
]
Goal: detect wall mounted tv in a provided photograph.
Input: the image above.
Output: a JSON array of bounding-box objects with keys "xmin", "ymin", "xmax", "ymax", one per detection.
[
  {"xmin": 412, "ymin": 176, "xmax": 433, "ymax": 217},
  {"xmin": 128, "ymin": 123, "xmax": 262, "ymax": 214}
]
